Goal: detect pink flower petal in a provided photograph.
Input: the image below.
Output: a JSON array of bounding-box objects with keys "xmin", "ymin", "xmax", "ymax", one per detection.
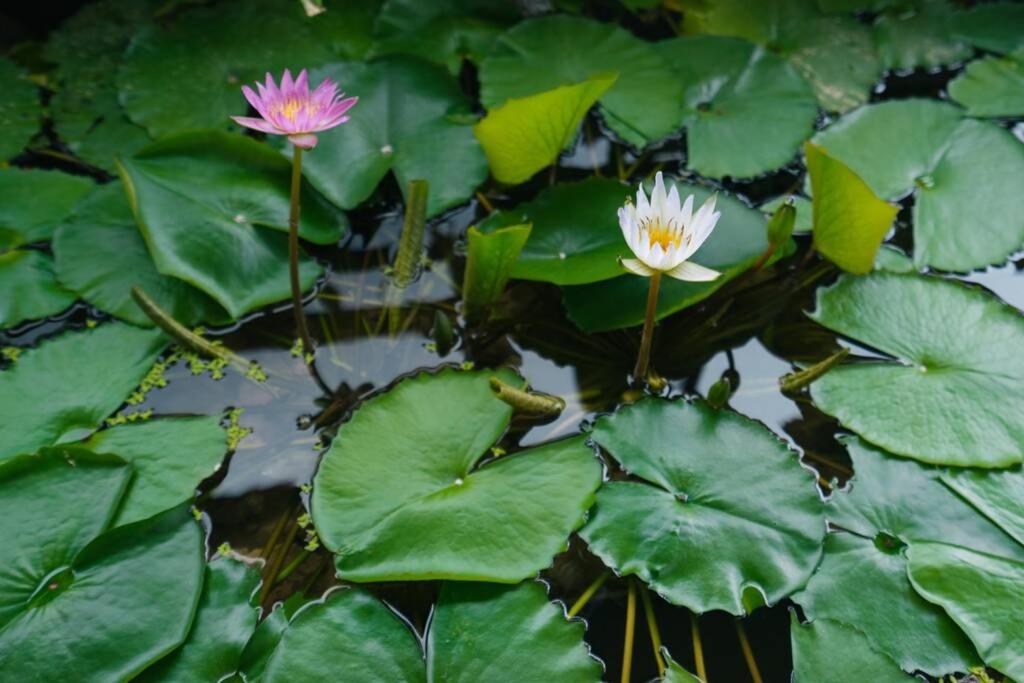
[
  {"xmin": 288, "ymin": 133, "xmax": 318, "ymax": 148},
  {"xmin": 232, "ymin": 116, "xmax": 282, "ymax": 134},
  {"xmin": 280, "ymin": 68, "xmax": 294, "ymax": 99},
  {"xmin": 264, "ymin": 72, "xmax": 281, "ymax": 102},
  {"xmin": 295, "ymin": 69, "xmax": 309, "ymax": 98},
  {"xmin": 242, "ymin": 85, "xmax": 271, "ymax": 120}
]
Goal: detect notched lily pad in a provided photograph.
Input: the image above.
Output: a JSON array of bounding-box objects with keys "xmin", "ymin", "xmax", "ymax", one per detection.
[
  {"xmin": 0, "ymin": 249, "xmax": 77, "ymax": 329},
  {"xmin": 0, "ymin": 168, "xmax": 94, "ymax": 247}
]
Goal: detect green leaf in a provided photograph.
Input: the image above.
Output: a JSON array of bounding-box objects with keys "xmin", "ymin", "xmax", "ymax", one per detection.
[
  {"xmin": 0, "ymin": 57, "xmax": 40, "ymax": 161},
  {"xmin": 562, "ymin": 181, "xmax": 780, "ymax": 332},
  {"xmin": 0, "ymin": 249, "xmax": 77, "ymax": 329},
  {"xmin": 79, "ymin": 415, "xmax": 227, "ymax": 527},
  {"xmin": 474, "ymin": 75, "xmax": 617, "ymax": 185},
  {"xmin": 760, "ymin": 195, "xmax": 812, "ymax": 235},
  {"xmin": 462, "ymin": 224, "xmax": 531, "ymax": 321},
  {"xmin": 953, "ymin": 1, "xmax": 1024, "ymax": 53},
  {"xmin": 907, "ymin": 542, "xmax": 1024, "ymax": 682},
  {"xmin": 812, "ymin": 98, "xmax": 1024, "ymax": 272},
  {"xmin": 0, "ymin": 168, "xmax": 94, "ymax": 246},
  {"xmin": 808, "ymin": 273, "xmax": 1024, "ymax": 468},
  {"xmin": 479, "ymin": 15, "xmax": 685, "ymax": 148},
  {"xmin": 805, "ymin": 141, "xmax": 898, "ymax": 274},
  {"xmin": 790, "ymin": 614, "xmax": 913, "ymax": 682},
  {"xmin": 0, "ymin": 323, "xmax": 167, "ymax": 461},
  {"xmin": 138, "ymin": 558, "xmax": 261, "ymax": 682},
  {"xmin": 53, "ymin": 183, "xmax": 230, "ymax": 328},
  {"xmin": 662, "ymin": 649, "xmax": 703, "ymax": 683},
  {"xmin": 306, "ymin": 0, "xmax": 381, "ymax": 60},
  {"xmin": 117, "ymin": 131, "xmax": 345, "ymax": 319},
  {"xmin": 872, "ymin": 1, "xmax": 972, "ymax": 70},
  {"xmin": 948, "ymin": 49, "xmax": 1024, "ymax": 118},
  {"xmin": 292, "ymin": 58, "xmax": 488, "ymax": 218},
  {"xmin": 580, "ymin": 398, "xmax": 824, "ymax": 614},
  {"xmin": 117, "ymin": 0, "xmax": 335, "ymax": 138},
  {"xmin": 312, "ymin": 368, "xmax": 602, "ymax": 583},
  {"xmin": 941, "ymin": 467, "xmax": 1024, "ymax": 548},
  {"xmin": 655, "ymin": 36, "xmax": 818, "ymax": 179}
]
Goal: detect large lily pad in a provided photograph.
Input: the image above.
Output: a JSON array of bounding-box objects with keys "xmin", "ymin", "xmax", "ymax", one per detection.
[
  {"xmin": 562, "ymin": 181, "xmax": 779, "ymax": 332},
  {"xmin": 655, "ymin": 35, "xmax": 818, "ymax": 179},
  {"xmin": 872, "ymin": 1, "xmax": 972, "ymax": 71},
  {"xmin": 118, "ymin": 131, "xmax": 345, "ymax": 318},
  {"xmin": 294, "ymin": 58, "xmax": 488, "ymax": 218},
  {"xmin": 80, "ymin": 415, "xmax": 227, "ymax": 527},
  {"xmin": 948, "ymin": 49, "xmax": 1024, "ymax": 118},
  {"xmin": 0, "ymin": 249, "xmax": 77, "ymax": 329},
  {"xmin": 953, "ymin": 1, "xmax": 1024, "ymax": 53},
  {"xmin": 478, "ymin": 15, "xmax": 685, "ymax": 148},
  {"xmin": 117, "ymin": 0, "xmax": 335, "ymax": 138},
  {"xmin": 312, "ymin": 368, "xmax": 602, "ymax": 583},
  {"xmin": 477, "ymin": 177, "xmax": 629, "ymax": 285},
  {"xmin": 0, "ymin": 57, "xmax": 39, "ymax": 161},
  {"xmin": 0, "ymin": 450, "xmax": 204, "ymax": 681},
  {"xmin": 0, "ymin": 323, "xmax": 167, "ymax": 461},
  {"xmin": 908, "ymin": 542, "xmax": 1024, "ymax": 682},
  {"xmin": 0, "ymin": 168, "xmax": 94, "ymax": 247},
  {"xmin": 580, "ymin": 398, "xmax": 824, "ymax": 614},
  {"xmin": 790, "ymin": 615, "xmax": 912, "ymax": 682},
  {"xmin": 941, "ymin": 467, "xmax": 1024, "ymax": 548},
  {"xmin": 53, "ymin": 183, "xmax": 229, "ymax": 327},
  {"xmin": 808, "ymin": 272, "xmax": 1024, "ymax": 468},
  {"xmin": 812, "ymin": 99, "xmax": 1024, "ymax": 272}
]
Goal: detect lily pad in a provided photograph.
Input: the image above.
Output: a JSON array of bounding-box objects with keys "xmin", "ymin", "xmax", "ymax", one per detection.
[
  {"xmin": 579, "ymin": 398, "xmax": 824, "ymax": 614},
  {"xmin": 0, "ymin": 168, "xmax": 94, "ymax": 246},
  {"xmin": 808, "ymin": 272, "xmax": 1024, "ymax": 468},
  {"xmin": 79, "ymin": 415, "xmax": 227, "ymax": 527},
  {"xmin": 477, "ymin": 177, "xmax": 630, "ymax": 285},
  {"xmin": 0, "ymin": 323, "xmax": 168, "ymax": 461},
  {"xmin": 118, "ymin": 131, "xmax": 345, "ymax": 319},
  {"xmin": 562, "ymin": 181, "xmax": 780, "ymax": 332},
  {"xmin": 948, "ymin": 49, "xmax": 1024, "ymax": 118},
  {"xmin": 908, "ymin": 542, "xmax": 1024, "ymax": 682},
  {"xmin": 0, "ymin": 57, "xmax": 40, "ymax": 161},
  {"xmin": 53, "ymin": 183, "xmax": 229, "ymax": 327},
  {"xmin": 655, "ymin": 35, "xmax": 818, "ymax": 179},
  {"xmin": 462, "ymin": 224, "xmax": 532, "ymax": 321},
  {"xmin": 873, "ymin": 1, "xmax": 972, "ymax": 70},
  {"xmin": 294, "ymin": 58, "xmax": 488, "ymax": 218},
  {"xmin": 0, "ymin": 450, "xmax": 204, "ymax": 681},
  {"xmin": 953, "ymin": 1, "xmax": 1024, "ymax": 53},
  {"xmin": 138, "ymin": 558, "xmax": 261, "ymax": 682},
  {"xmin": 118, "ymin": 0, "xmax": 335, "ymax": 138},
  {"xmin": 941, "ymin": 467, "xmax": 1024, "ymax": 548},
  {"xmin": 0, "ymin": 249, "xmax": 77, "ymax": 329},
  {"xmin": 813, "ymin": 99, "xmax": 1024, "ymax": 272},
  {"xmin": 478, "ymin": 15, "xmax": 686, "ymax": 148},
  {"xmin": 474, "ymin": 75, "xmax": 616, "ymax": 185},
  {"xmin": 312, "ymin": 368, "xmax": 602, "ymax": 583},
  {"xmin": 307, "ymin": 0, "xmax": 381, "ymax": 60},
  {"xmin": 790, "ymin": 614, "xmax": 914, "ymax": 682}
]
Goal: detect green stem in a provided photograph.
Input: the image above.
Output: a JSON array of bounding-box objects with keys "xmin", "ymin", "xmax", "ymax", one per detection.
[
  {"xmin": 640, "ymin": 584, "xmax": 665, "ymax": 677},
  {"xmin": 567, "ymin": 572, "xmax": 609, "ymax": 618},
  {"xmin": 288, "ymin": 146, "xmax": 315, "ymax": 362},
  {"xmin": 691, "ymin": 612, "xmax": 707, "ymax": 682},
  {"xmin": 633, "ymin": 271, "xmax": 661, "ymax": 383},
  {"xmin": 735, "ymin": 619, "xmax": 763, "ymax": 683},
  {"xmin": 780, "ymin": 347, "xmax": 850, "ymax": 393},
  {"xmin": 622, "ymin": 580, "xmax": 637, "ymax": 683},
  {"xmin": 259, "ymin": 511, "xmax": 301, "ymax": 605},
  {"xmin": 274, "ymin": 548, "xmax": 311, "ymax": 587}
]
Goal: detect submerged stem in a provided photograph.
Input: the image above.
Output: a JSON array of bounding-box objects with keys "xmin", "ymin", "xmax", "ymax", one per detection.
[
  {"xmin": 690, "ymin": 612, "xmax": 707, "ymax": 681},
  {"xmin": 639, "ymin": 584, "xmax": 665, "ymax": 676},
  {"xmin": 288, "ymin": 146, "xmax": 315, "ymax": 363},
  {"xmin": 735, "ymin": 619, "xmax": 763, "ymax": 683},
  {"xmin": 633, "ymin": 271, "xmax": 662, "ymax": 383},
  {"xmin": 622, "ymin": 580, "xmax": 637, "ymax": 683},
  {"xmin": 567, "ymin": 572, "xmax": 610, "ymax": 618}
]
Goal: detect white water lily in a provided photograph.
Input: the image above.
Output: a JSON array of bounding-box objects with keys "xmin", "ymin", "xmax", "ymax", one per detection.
[{"xmin": 618, "ymin": 172, "xmax": 721, "ymax": 281}]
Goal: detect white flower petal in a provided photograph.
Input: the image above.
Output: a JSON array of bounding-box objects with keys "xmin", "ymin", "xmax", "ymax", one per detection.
[
  {"xmin": 635, "ymin": 183, "xmax": 651, "ymax": 217},
  {"xmin": 680, "ymin": 193, "xmax": 694, "ymax": 226},
  {"xmin": 664, "ymin": 260, "xmax": 721, "ymax": 282},
  {"xmin": 666, "ymin": 183, "xmax": 681, "ymax": 219},
  {"xmin": 651, "ymin": 172, "xmax": 667, "ymax": 217},
  {"xmin": 619, "ymin": 257, "xmax": 656, "ymax": 277},
  {"xmin": 646, "ymin": 242, "xmax": 667, "ymax": 270},
  {"xmin": 662, "ymin": 244, "xmax": 688, "ymax": 271}
]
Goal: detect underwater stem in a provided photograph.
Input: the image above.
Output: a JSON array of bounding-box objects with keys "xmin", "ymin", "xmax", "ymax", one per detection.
[
  {"xmin": 567, "ymin": 572, "xmax": 610, "ymax": 618},
  {"xmin": 633, "ymin": 271, "xmax": 661, "ymax": 383},
  {"xmin": 640, "ymin": 584, "xmax": 666, "ymax": 676},
  {"xmin": 735, "ymin": 619, "xmax": 763, "ymax": 683},
  {"xmin": 622, "ymin": 580, "xmax": 637, "ymax": 683},
  {"xmin": 288, "ymin": 146, "xmax": 316, "ymax": 362},
  {"xmin": 691, "ymin": 612, "xmax": 707, "ymax": 681}
]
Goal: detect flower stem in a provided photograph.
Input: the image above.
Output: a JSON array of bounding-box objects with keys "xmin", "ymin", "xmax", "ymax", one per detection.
[
  {"xmin": 288, "ymin": 146, "xmax": 315, "ymax": 362},
  {"xmin": 633, "ymin": 271, "xmax": 662, "ymax": 383},
  {"xmin": 622, "ymin": 580, "xmax": 637, "ymax": 683},
  {"xmin": 735, "ymin": 619, "xmax": 763, "ymax": 683},
  {"xmin": 639, "ymin": 584, "xmax": 666, "ymax": 677},
  {"xmin": 567, "ymin": 571, "xmax": 609, "ymax": 618},
  {"xmin": 691, "ymin": 612, "xmax": 707, "ymax": 681}
]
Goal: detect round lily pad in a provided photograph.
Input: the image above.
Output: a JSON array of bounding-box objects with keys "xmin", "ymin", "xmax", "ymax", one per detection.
[
  {"xmin": 580, "ymin": 398, "xmax": 824, "ymax": 614},
  {"xmin": 117, "ymin": 131, "xmax": 345, "ymax": 319},
  {"xmin": 0, "ymin": 323, "xmax": 168, "ymax": 461},
  {"xmin": 292, "ymin": 58, "xmax": 488, "ymax": 218},
  {"xmin": 790, "ymin": 615, "xmax": 912, "ymax": 683},
  {"xmin": 0, "ymin": 168, "xmax": 94, "ymax": 247},
  {"xmin": 953, "ymin": 1, "xmax": 1024, "ymax": 53},
  {"xmin": 53, "ymin": 183, "xmax": 229, "ymax": 327},
  {"xmin": 477, "ymin": 177, "xmax": 630, "ymax": 285},
  {"xmin": 0, "ymin": 249, "xmax": 76, "ymax": 329},
  {"xmin": 948, "ymin": 49, "xmax": 1024, "ymax": 118},
  {"xmin": 0, "ymin": 57, "xmax": 40, "ymax": 161},
  {"xmin": 941, "ymin": 467, "xmax": 1024, "ymax": 548},
  {"xmin": 312, "ymin": 368, "xmax": 602, "ymax": 583},
  {"xmin": 813, "ymin": 98, "xmax": 1024, "ymax": 272},
  {"xmin": 478, "ymin": 14, "xmax": 686, "ymax": 148},
  {"xmin": 808, "ymin": 272, "xmax": 1024, "ymax": 468},
  {"xmin": 872, "ymin": 1, "xmax": 972, "ymax": 70},
  {"xmin": 654, "ymin": 35, "xmax": 818, "ymax": 179}
]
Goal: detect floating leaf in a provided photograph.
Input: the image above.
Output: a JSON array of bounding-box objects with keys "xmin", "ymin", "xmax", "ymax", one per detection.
[
  {"xmin": 872, "ymin": 1, "xmax": 972, "ymax": 70},
  {"xmin": 948, "ymin": 49, "xmax": 1024, "ymax": 118},
  {"xmin": 0, "ymin": 250, "xmax": 77, "ymax": 329},
  {"xmin": 0, "ymin": 323, "xmax": 167, "ymax": 461},
  {"xmin": 908, "ymin": 542, "xmax": 1024, "ymax": 682},
  {"xmin": 804, "ymin": 141, "xmax": 897, "ymax": 274},
  {"xmin": 312, "ymin": 368, "xmax": 601, "ymax": 583},
  {"xmin": 808, "ymin": 273, "xmax": 1024, "ymax": 468},
  {"xmin": 0, "ymin": 57, "xmax": 40, "ymax": 161},
  {"xmin": 306, "ymin": 0, "xmax": 381, "ymax": 60},
  {"xmin": 812, "ymin": 99, "xmax": 1024, "ymax": 272},
  {"xmin": 293, "ymin": 58, "xmax": 487, "ymax": 218},
  {"xmin": 953, "ymin": 1, "xmax": 1024, "ymax": 53},
  {"xmin": 580, "ymin": 398, "xmax": 824, "ymax": 614},
  {"xmin": 462, "ymin": 224, "xmax": 531, "ymax": 321},
  {"xmin": 479, "ymin": 15, "xmax": 685, "ymax": 148},
  {"xmin": 475, "ymin": 75, "xmax": 617, "ymax": 185},
  {"xmin": 656, "ymin": 36, "xmax": 818, "ymax": 178},
  {"xmin": 80, "ymin": 415, "xmax": 227, "ymax": 527},
  {"xmin": 941, "ymin": 467, "xmax": 1024, "ymax": 548},
  {"xmin": 0, "ymin": 168, "xmax": 94, "ymax": 247},
  {"xmin": 118, "ymin": 131, "xmax": 345, "ymax": 319},
  {"xmin": 790, "ymin": 615, "xmax": 913, "ymax": 682}
]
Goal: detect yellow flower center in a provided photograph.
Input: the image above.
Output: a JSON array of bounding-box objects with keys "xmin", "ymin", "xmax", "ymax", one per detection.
[
  {"xmin": 643, "ymin": 218, "xmax": 684, "ymax": 251},
  {"xmin": 275, "ymin": 99, "xmax": 318, "ymax": 122}
]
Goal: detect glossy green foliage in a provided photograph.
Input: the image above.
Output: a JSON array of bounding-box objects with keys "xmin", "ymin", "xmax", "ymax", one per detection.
[
  {"xmin": 0, "ymin": 168, "xmax": 94, "ymax": 247},
  {"xmin": 312, "ymin": 369, "xmax": 601, "ymax": 582},
  {"xmin": 0, "ymin": 249, "xmax": 76, "ymax": 328},
  {"xmin": 581, "ymin": 398, "xmax": 824, "ymax": 614},
  {"xmin": 0, "ymin": 57, "xmax": 39, "ymax": 161},
  {"xmin": 953, "ymin": 1, "xmax": 1024, "ymax": 53},
  {"xmin": 462, "ymin": 224, "xmax": 531, "ymax": 321},
  {"xmin": 948, "ymin": 49, "xmax": 1024, "ymax": 118},
  {"xmin": 790, "ymin": 615, "xmax": 912, "ymax": 682},
  {"xmin": 872, "ymin": 0, "xmax": 971, "ymax": 70},
  {"xmin": 941, "ymin": 467, "xmax": 1024, "ymax": 548},
  {"xmin": 809, "ymin": 273, "xmax": 1024, "ymax": 467}
]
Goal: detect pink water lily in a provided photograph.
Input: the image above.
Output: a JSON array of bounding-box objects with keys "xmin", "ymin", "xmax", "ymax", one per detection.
[{"xmin": 232, "ymin": 69, "xmax": 357, "ymax": 149}]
